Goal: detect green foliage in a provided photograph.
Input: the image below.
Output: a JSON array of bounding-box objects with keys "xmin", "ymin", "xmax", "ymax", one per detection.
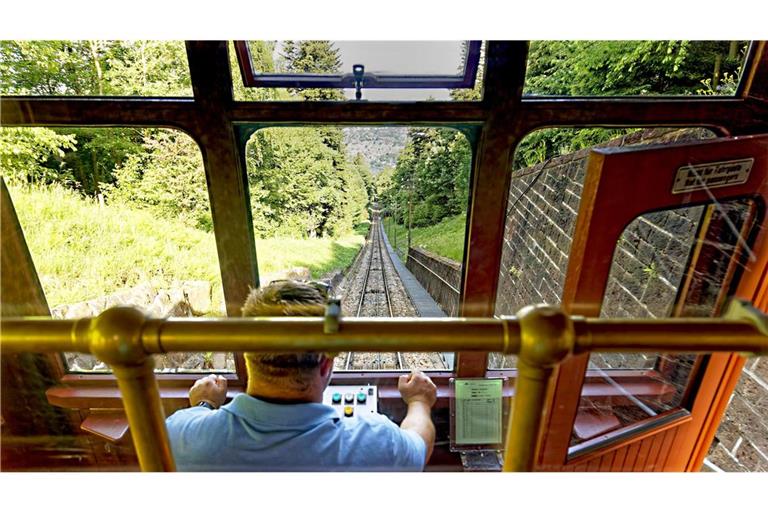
[
  {"xmin": 384, "ymin": 214, "xmax": 467, "ymax": 263},
  {"xmin": 10, "ymin": 184, "xmax": 365, "ymax": 308},
  {"xmin": 0, "ymin": 127, "xmax": 77, "ymax": 186},
  {"xmin": 525, "ymin": 40, "xmax": 748, "ymax": 96},
  {"xmin": 246, "ymin": 127, "xmax": 369, "ymax": 238},
  {"xmin": 106, "ymin": 130, "xmax": 212, "ymax": 231},
  {"xmin": 382, "ymin": 128, "xmax": 471, "ymax": 228},
  {"xmin": 280, "ymin": 40, "xmax": 345, "ymax": 101}
]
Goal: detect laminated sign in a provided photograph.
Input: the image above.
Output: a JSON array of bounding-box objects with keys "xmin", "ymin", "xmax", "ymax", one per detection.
[{"xmin": 672, "ymin": 158, "xmax": 753, "ymax": 194}]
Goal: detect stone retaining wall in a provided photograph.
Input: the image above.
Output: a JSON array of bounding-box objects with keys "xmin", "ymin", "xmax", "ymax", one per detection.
[{"xmin": 405, "ymin": 247, "xmax": 462, "ymax": 317}]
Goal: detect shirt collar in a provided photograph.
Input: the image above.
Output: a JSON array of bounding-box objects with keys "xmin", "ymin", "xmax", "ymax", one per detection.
[{"xmin": 222, "ymin": 393, "xmax": 340, "ymax": 427}]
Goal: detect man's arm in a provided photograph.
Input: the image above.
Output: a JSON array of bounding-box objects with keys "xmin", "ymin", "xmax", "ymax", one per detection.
[{"xmin": 398, "ymin": 370, "xmax": 437, "ymax": 462}]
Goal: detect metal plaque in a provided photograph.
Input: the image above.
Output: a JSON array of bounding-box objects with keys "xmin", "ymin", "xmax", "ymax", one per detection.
[{"xmin": 672, "ymin": 158, "xmax": 753, "ymax": 194}]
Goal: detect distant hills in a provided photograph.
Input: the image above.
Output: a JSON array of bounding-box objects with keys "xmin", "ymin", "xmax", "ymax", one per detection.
[{"xmin": 343, "ymin": 127, "xmax": 409, "ymax": 174}]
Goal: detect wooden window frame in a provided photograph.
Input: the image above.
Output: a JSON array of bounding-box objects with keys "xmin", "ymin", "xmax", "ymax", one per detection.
[{"xmin": 2, "ymin": 41, "xmax": 766, "ymax": 418}]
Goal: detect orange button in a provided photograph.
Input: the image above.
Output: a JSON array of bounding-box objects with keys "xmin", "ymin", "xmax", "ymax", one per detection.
[{"xmin": 344, "ymin": 406, "xmax": 354, "ymax": 417}]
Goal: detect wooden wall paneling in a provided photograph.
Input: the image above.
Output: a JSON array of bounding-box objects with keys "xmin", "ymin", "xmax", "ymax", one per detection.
[
  {"xmin": 632, "ymin": 436, "xmax": 654, "ymax": 472},
  {"xmin": 457, "ymin": 41, "xmax": 529, "ymax": 376},
  {"xmin": 657, "ymin": 426, "xmax": 679, "ymax": 471},
  {"xmin": 644, "ymin": 430, "xmax": 666, "ymax": 471},
  {"xmin": 586, "ymin": 457, "xmax": 601, "ymax": 472},
  {"xmin": 624, "ymin": 443, "xmax": 641, "ymax": 471},
  {"xmin": 611, "ymin": 446, "xmax": 629, "ymax": 472},
  {"xmin": 598, "ymin": 450, "xmax": 616, "ymax": 472}
]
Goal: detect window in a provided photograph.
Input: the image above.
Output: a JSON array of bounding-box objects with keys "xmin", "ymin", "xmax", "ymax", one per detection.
[
  {"xmin": 570, "ymin": 198, "xmax": 758, "ymax": 446},
  {"xmin": 1, "ymin": 126, "xmax": 231, "ymax": 373},
  {"xmin": 231, "ymin": 41, "xmax": 484, "ymax": 102},
  {"xmin": 0, "ymin": 40, "xmax": 192, "ymax": 96},
  {"xmin": 523, "ymin": 41, "xmax": 751, "ymax": 97},
  {"xmin": 243, "ymin": 125, "xmax": 474, "ymax": 370}
]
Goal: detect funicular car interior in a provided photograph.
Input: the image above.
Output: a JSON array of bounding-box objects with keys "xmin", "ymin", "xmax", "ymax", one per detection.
[{"xmin": 1, "ymin": 40, "xmax": 768, "ymax": 473}]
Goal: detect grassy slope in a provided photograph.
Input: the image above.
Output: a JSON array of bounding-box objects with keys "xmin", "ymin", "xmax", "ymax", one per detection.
[
  {"xmin": 10, "ymin": 185, "xmax": 365, "ymax": 309},
  {"xmin": 383, "ymin": 214, "xmax": 466, "ymax": 263}
]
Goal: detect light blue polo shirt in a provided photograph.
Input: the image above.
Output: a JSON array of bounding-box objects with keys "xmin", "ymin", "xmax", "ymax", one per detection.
[{"xmin": 165, "ymin": 393, "xmax": 427, "ymax": 471}]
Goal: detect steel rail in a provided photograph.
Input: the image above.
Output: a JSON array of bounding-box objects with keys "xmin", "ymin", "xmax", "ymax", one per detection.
[{"xmin": 375, "ymin": 217, "xmax": 400, "ymax": 370}]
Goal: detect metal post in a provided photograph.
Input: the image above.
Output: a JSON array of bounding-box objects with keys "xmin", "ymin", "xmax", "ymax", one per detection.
[
  {"xmin": 503, "ymin": 304, "xmax": 574, "ymax": 472},
  {"xmin": 89, "ymin": 307, "xmax": 175, "ymax": 472}
]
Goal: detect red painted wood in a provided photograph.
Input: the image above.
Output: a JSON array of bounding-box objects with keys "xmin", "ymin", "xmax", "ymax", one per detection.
[
  {"xmin": 599, "ymin": 450, "xmax": 617, "ymax": 472},
  {"xmin": 80, "ymin": 412, "xmax": 129, "ymax": 444},
  {"xmin": 644, "ymin": 429, "xmax": 667, "ymax": 471},
  {"xmin": 632, "ymin": 436, "xmax": 654, "ymax": 472}
]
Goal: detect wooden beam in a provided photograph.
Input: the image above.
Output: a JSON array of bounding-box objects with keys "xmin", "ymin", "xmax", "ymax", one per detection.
[
  {"xmin": 457, "ymin": 41, "xmax": 529, "ymax": 376},
  {"xmin": 230, "ymin": 101, "xmax": 486, "ymax": 124},
  {"xmin": 185, "ymin": 41, "xmax": 259, "ymax": 316},
  {"xmin": 0, "ymin": 97, "xmax": 198, "ymax": 131},
  {"xmin": 519, "ymin": 98, "xmax": 760, "ymax": 135}
]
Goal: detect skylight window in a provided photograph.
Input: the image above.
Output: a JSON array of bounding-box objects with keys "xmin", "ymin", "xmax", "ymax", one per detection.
[{"xmin": 234, "ymin": 41, "xmax": 481, "ymax": 94}]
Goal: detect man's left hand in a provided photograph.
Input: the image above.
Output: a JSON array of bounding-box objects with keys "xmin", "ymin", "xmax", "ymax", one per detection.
[{"xmin": 188, "ymin": 374, "xmax": 228, "ymax": 409}]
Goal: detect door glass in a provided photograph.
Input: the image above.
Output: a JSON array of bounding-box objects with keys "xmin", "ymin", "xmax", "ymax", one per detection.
[{"xmin": 570, "ymin": 199, "xmax": 758, "ymax": 447}]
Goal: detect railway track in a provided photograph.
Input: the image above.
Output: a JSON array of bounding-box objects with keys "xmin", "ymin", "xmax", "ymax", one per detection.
[{"xmin": 339, "ymin": 212, "xmax": 445, "ymax": 371}]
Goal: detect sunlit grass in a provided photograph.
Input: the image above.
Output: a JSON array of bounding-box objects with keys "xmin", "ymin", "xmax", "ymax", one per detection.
[
  {"xmin": 10, "ymin": 185, "xmax": 365, "ymax": 310},
  {"xmin": 383, "ymin": 214, "xmax": 466, "ymax": 262}
]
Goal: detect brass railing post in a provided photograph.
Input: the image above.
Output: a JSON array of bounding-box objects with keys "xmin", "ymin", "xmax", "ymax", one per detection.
[
  {"xmin": 503, "ymin": 304, "xmax": 574, "ymax": 472},
  {"xmin": 89, "ymin": 307, "xmax": 175, "ymax": 472}
]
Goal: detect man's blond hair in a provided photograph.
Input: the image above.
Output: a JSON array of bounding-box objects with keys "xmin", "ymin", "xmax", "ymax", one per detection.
[{"xmin": 242, "ymin": 280, "xmax": 327, "ymax": 389}]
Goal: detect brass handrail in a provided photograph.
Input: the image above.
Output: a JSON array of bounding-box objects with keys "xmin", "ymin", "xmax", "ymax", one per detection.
[{"xmin": 1, "ymin": 301, "xmax": 766, "ymax": 472}]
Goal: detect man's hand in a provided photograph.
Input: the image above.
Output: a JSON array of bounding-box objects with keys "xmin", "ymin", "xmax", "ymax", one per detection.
[
  {"xmin": 398, "ymin": 370, "xmax": 437, "ymax": 408},
  {"xmin": 188, "ymin": 374, "xmax": 228, "ymax": 409}
]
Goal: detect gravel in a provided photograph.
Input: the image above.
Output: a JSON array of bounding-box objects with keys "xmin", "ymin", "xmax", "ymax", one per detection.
[{"xmin": 337, "ymin": 217, "xmax": 446, "ymax": 371}]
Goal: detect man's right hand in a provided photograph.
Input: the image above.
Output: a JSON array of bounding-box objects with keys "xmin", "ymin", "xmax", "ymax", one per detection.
[
  {"xmin": 398, "ymin": 370, "xmax": 437, "ymax": 408},
  {"xmin": 188, "ymin": 374, "xmax": 228, "ymax": 409}
]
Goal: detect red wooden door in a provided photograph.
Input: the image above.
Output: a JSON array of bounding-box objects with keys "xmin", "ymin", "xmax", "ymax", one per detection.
[{"xmin": 534, "ymin": 134, "xmax": 768, "ymax": 471}]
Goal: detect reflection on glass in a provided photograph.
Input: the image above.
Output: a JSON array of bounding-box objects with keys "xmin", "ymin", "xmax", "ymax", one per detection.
[
  {"xmin": 489, "ymin": 127, "xmax": 714, "ymax": 369},
  {"xmin": 1, "ymin": 126, "xmax": 230, "ymax": 372},
  {"xmin": 243, "ymin": 126, "xmax": 471, "ymax": 371},
  {"xmin": 571, "ymin": 199, "xmax": 757, "ymax": 446}
]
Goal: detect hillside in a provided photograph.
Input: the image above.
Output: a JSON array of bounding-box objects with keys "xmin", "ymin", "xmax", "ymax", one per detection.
[
  {"xmin": 343, "ymin": 126, "xmax": 408, "ymax": 174},
  {"xmin": 10, "ymin": 184, "xmax": 365, "ymax": 309}
]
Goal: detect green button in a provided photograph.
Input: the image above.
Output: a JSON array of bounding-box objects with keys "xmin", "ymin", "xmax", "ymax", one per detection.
[
  {"xmin": 332, "ymin": 392, "xmax": 342, "ymax": 404},
  {"xmin": 357, "ymin": 392, "xmax": 367, "ymax": 403}
]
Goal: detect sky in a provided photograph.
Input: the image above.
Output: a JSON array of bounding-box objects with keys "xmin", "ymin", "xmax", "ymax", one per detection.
[{"xmin": 271, "ymin": 41, "xmax": 469, "ymax": 101}]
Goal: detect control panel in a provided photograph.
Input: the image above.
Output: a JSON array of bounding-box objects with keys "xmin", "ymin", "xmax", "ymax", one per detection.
[{"xmin": 323, "ymin": 385, "xmax": 377, "ymax": 418}]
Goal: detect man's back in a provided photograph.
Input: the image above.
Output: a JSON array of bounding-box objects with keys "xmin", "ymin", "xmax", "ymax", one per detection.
[{"xmin": 166, "ymin": 394, "xmax": 426, "ymax": 471}]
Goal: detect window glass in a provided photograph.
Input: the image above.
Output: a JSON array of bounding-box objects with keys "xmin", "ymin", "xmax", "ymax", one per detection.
[
  {"xmin": 244, "ymin": 126, "xmax": 473, "ymax": 370},
  {"xmin": 490, "ymin": 127, "xmax": 715, "ymax": 369},
  {"xmin": 232, "ymin": 41, "xmax": 484, "ymax": 102},
  {"xmin": 523, "ymin": 41, "xmax": 750, "ymax": 97},
  {"xmin": 1, "ymin": 126, "xmax": 230, "ymax": 372},
  {"xmin": 0, "ymin": 40, "xmax": 192, "ymax": 96},
  {"xmin": 571, "ymin": 199, "xmax": 757, "ymax": 446}
]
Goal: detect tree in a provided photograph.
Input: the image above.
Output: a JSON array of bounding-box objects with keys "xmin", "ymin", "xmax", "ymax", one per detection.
[
  {"xmin": 106, "ymin": 130, "xmax": 211, "ymax": 230},
  {"xmin": 0, "ymin": 128, "xmax": 77, "ymax": 187},
  {"xmin": 280, "ymin": 40, "xmax": 345, "ymax": 101}
]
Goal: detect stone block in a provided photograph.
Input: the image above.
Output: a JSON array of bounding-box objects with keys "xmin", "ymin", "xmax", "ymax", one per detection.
[
  {"xmin": 183, "ymin": 280, "xmax": 212, "ymax": 316},
  {"xmin": 751, "ymin": 357, "xmax": 768, "ymax": 383},
  {"xmin": 65, "ymin": 301, "xmax": 93, "ymax": 319}
]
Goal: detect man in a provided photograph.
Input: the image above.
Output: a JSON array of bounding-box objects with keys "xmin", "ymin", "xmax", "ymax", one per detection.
[{"xmin": 165, "ymin": 280, "xmax": 437, "ymax": 471}]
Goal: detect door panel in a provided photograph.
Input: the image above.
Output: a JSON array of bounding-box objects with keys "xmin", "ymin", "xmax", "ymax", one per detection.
[{"xmin": 535, "ymin": 134, "xmax": 768, "ymax": 471}]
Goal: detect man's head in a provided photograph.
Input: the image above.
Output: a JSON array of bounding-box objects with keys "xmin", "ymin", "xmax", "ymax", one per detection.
[{"xmin": 242, "ymin": 280, "xmax": 334, "ymax": 396}]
